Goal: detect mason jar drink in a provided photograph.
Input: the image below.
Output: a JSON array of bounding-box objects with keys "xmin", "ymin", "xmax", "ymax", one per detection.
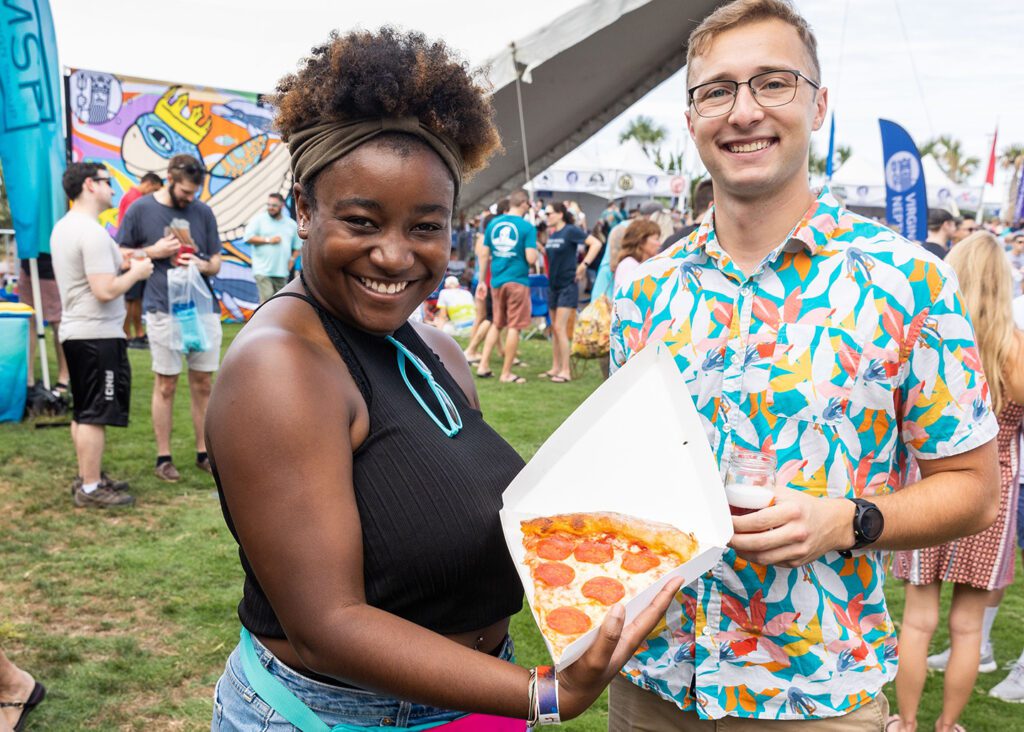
[{"xmin": 725, "ymin": 447, "xmax": 776, "ymax": 516}]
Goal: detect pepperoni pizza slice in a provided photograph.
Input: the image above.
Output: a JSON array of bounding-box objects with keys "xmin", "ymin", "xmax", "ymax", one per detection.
[{"xmin": 520, "ymin": 511, "xmax": 698, "ymax": 662}]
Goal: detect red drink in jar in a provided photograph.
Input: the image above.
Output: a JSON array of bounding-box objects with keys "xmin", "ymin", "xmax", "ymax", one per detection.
[{"xmin": 724, "ymin": 448, "xmax": 776, "ymax": 521}]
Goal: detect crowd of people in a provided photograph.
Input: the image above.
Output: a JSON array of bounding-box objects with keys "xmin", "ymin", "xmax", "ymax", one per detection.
[{"xmin": 5, "ymin": 0, "xmax": 1024, "ymax": 730}]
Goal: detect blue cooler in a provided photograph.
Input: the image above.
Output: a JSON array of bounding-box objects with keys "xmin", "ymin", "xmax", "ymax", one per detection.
[{"xmin": 0, "ymin": 303, "xmax": 33, "ymax": 422}]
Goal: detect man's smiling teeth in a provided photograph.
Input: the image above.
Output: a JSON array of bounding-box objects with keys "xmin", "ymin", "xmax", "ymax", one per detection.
[
  {"xmin": 359, "ymin": 276, "xmax": 408, "ymax": 295},
  {"xmin": 727, "ymin": 139, "xmax": 773, "ymax": 153}
]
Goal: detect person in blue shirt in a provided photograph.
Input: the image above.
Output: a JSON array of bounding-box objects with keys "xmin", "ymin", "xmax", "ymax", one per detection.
[
  {"xmin": 540, "ymin": 201, "xmax": 602, "ymax": 383},
  {"xmin": 474, "ymin": 189, "xmax": 537, "ymax": 383}
]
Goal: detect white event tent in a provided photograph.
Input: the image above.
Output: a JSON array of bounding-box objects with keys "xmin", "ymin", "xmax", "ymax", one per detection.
[{"xmin": 829, "ymin": 153, "xmax": 999, "ymax": 214}]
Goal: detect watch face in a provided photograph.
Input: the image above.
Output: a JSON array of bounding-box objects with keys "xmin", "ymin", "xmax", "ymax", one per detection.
[{"xmin": 860, "ymin": 506, "xmax": 884, "ymax": 541}]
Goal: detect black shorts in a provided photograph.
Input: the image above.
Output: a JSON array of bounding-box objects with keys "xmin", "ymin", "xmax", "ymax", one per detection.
[
  {"xmin": 125, "ymin": 279, "xmax": 145, "ymax": 302},
  {"xmin": 64, "ymin": 338, "xmax": 131, "ymax": 427},
  {"xmin": 485, "ymin": 289, "xmax": 494, "ymax": 321},
  {"xmin": 548, "ymin": 281, "xmax": 579, "ymax": 311}
]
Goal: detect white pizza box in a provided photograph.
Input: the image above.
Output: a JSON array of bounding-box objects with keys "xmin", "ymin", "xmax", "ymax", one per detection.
[{"xmin": 500, "ymin": 343, "xmax": 732, "ymax": 670}]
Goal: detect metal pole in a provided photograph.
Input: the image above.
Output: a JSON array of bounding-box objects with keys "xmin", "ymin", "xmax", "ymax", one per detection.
[
  {"xmin": 511, "ymin": 43, "xmax": 533, "ymax": 200},
  {"xmin": 28, "ymin": 257, "xmax": 51, "ymax": 391}
]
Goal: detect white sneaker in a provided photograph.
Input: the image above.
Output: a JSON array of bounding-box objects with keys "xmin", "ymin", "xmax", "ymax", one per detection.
[
  {"xmin": 926, "ymin": 645, "xmax": 996, "ymax": 673},
  {"xmin": 990, "ymin": 663, "xmax": 1024, "ymax": 702},
  {"xmin": 980, "ymin": 645, "xmax": 998, "ymax": 674},
  {"xmin": 927, "ymin": 647, "xmax": 951, "ymax": 671}
]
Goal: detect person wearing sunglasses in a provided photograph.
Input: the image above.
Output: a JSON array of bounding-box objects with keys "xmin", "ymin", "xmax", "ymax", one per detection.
[
  {"xmin": 117, "ymin": 153, "xmax": 223, "ymax": 482},
  {"xmin": 49, "ymin": 162, "xmax": 154, "ymax": 508},
  {"xmin": 609, "ymin": 1, "xmax": 998, "ymax": 729},
  {"xmin": 204, "ymin": 27, "xmax": 679, "ymax": 732}
]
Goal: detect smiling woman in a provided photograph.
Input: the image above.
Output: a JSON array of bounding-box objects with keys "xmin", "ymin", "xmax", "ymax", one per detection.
[{"xmin": 203, "ymin": 26, "xmax": 681, "ymax": 732}]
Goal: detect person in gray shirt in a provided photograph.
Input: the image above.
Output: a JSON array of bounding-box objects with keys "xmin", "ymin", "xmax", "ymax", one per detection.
[{"xmin": 51, "ymin": 161, "xmax": 153, "ymax": 507}]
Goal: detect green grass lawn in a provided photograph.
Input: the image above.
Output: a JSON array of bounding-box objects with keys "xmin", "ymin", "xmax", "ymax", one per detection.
[{"xmin": 1, "ymin": 325, "xmax": 1022, "ymax": 730}]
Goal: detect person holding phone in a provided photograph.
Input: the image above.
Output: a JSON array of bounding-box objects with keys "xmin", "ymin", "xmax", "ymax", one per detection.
[{"xmin": 117, "ymin": 154, "xmax": 223, "ymax": 482}]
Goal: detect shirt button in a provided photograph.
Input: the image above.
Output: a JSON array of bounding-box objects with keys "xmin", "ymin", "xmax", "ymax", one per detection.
[
  {"xmin": 702, "ymin": 626, "xmax": 712, "ymax": 636},
  {"xmin": 741, "ymin": 285, "xmax": 752, "ymax": 296},
  {"xmin": 381, "ymin": 719, "xmax": 394, "ymax": 727}
]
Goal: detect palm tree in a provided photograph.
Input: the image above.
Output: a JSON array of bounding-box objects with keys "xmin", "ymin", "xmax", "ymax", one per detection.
[
  {"xmin": 808, "ymin": 144, "xmax": 852, "ymax": 176},
  {"xmin": 918, "ymin": 135, "xmax": 979, "ymax": 184},
  {"xmin": 619, "ymin": 116, "xmax": 668, "ymax": 161}
]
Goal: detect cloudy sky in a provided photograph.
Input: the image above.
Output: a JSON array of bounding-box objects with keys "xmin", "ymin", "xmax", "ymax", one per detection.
[{"xmin": 49, "ymin": 0, "xmax": 1024, "ymax": 192}]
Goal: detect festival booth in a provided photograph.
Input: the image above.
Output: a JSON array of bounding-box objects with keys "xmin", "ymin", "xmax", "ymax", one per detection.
[
  {"xmin": 530, "ymin": 140, "xmax": 682, "ymax": 225},
  {"xmin": 829, "ymin": 153, "xmax": 978, "ymax": 217}
]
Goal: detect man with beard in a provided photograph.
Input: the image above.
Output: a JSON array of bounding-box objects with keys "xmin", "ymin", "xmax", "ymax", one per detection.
[{"xmin": 117, "ymin": 154, "xmax": 223, "ymax": 482}]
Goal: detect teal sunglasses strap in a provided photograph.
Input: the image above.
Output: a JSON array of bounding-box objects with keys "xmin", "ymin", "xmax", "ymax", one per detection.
[
  {"xmin": 239, "ymin": 628, "xmax": 460, "ymax": 732},
  {"xmin": 240, "ymin": 627, "xmax": 331, "ymax": 732}
]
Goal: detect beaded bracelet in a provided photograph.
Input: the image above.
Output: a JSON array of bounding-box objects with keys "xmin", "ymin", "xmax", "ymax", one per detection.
[{"xmin": 527, "ymin": 665, "xmax": 560, "ymax": 727}]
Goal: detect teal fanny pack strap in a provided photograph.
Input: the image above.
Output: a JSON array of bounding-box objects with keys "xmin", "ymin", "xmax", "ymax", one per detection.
[
  {"xmin": 240, "ymin": 628, "xmax": 331, "ymax": 732},
  {"xmin": 239, "ymin": 628, "xmax": 460, "ymax": 732}
]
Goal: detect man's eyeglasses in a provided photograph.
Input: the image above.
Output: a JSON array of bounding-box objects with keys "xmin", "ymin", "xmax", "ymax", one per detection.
[
  {"xmin": 90, "ymin": 175, "xmax": 113, "ymax": 186},
  {"xmin": 688, "ymin": 69, "xmax": 820, "ymax": 118}
]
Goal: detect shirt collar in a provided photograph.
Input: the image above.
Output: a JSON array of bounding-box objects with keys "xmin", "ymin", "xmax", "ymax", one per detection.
[{"xmin": 685, "ymin": 186, "xmax": 846, "ymax": 258}]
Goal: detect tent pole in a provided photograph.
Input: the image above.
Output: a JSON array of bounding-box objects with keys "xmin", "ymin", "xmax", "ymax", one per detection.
[
  {"xmin": 511, "ymin": 43, "xmax": 533, "ymax": 200},
  {"xmin": 28, "ymin": 258, "xmax": 51, "ymax": 391}
]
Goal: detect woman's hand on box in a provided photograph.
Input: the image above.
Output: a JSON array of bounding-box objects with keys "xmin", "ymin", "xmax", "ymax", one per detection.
[{"xmin": 556, "ymin": 577, "xmax": 684, "ymax": 719}]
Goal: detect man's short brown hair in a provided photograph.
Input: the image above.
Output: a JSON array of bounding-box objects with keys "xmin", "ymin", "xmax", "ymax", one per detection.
[
  {"xmin": 166, "ymin": 154, "xmax": 205, "ymax": 185},
  {"xmin": 686, "ymin": 0, "xmax": 821, "ymax": 85}
]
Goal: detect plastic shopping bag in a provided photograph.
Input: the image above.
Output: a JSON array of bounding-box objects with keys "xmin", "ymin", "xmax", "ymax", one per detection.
[
  {"xmin": 167, "ymin": 261, "xmax": 213, "ymax": 353},
  {"xmin": 571, "ymin": 295, "xmax": 611, "ymax": 359}
]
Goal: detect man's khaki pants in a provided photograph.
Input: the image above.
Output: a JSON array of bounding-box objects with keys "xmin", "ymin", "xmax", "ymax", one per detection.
[{"xmin": 608, "ymin": 676, "xmax": 890, "ymax": 731}]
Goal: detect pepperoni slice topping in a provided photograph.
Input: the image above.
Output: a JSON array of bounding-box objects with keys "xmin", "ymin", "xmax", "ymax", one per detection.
[
  {"xmin": 621, "ymin": 549, "xmax": 661, "ymax": 574},
  {"xmin": 546, "ymin": 606, "xmax": 592, "ymax": 636},
  {"xmin": 581, "ymin": 576, "xmax": 626, "ymax": 606},
  {"xmin": 574, "ymin": 540, "xmax": 614, "ymax": 564},
  {"xmin": 536, "ymin": 536, "xmax": 574, "ymax": 561},
  {"xmin": 534, "ymin": 562, "xmax": 574, "ymax": 587}
]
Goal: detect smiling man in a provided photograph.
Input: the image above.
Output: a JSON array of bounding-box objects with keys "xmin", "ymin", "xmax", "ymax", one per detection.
[{"xmin": 608, "ymin": 1, "xmax": 999, "ymax": 729}]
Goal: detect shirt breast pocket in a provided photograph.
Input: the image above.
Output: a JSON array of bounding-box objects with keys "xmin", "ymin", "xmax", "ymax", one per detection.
[{"xmin": 767, "ymin": 323, "xmax": 863, "ymax": 424}]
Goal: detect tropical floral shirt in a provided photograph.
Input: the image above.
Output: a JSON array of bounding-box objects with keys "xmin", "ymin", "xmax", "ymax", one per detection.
[{"xmin": 610, "ymin": 187, "xmax": 997, "ymax": 720}]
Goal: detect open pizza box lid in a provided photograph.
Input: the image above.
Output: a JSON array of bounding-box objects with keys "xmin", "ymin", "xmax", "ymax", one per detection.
[{"xmin": 500, "ymin": 343, "xmax": 732, "ymax": 670}]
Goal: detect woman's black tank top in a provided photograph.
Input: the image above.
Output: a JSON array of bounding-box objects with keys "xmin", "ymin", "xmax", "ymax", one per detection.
[{"xmin": 215, "ymin": 291, "xmax": 525, "ymax": 637}]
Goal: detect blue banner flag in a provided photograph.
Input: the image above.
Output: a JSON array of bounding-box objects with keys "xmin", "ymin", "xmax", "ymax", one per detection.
[
  {"xmin": 0, "ymin": 0, "xmax": 67, "ymax": 259},
  {"xmin": 825, "ymin": 112, "xmax": 836, "ymax": 179},
  {"xmin": 879, "ymin": 119, "xmax": 927, "ymax": 242}
]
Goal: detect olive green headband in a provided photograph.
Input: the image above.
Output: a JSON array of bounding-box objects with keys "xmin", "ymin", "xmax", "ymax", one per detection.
[{"xmin": 287, "ymin": 117, "xmax": 464, "ymax": 200}]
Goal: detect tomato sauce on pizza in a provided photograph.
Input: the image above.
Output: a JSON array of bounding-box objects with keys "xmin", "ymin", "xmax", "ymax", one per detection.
[{"xmin": 520, "ymin": 511, "xmax": 698, "ymax": 661}]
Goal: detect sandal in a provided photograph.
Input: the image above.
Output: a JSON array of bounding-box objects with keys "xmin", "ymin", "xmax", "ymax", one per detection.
[
  {"xmin": 549, "ymin": 375, "xmax": 571, "ymax": 383},
  {"xmin": 885, "ymin": 714, "xmax": 902, "ymax": 731},
  {"xmin": 0, "ymin": 680, "xmax": 46, "ymax": 732},
  {"xmin": 538, "ymin": 370, "xmax": 557, "ymax": 379},
  {"xmin": 475, "ymin": 370, "xmax": 494, "ymax": 378},
  {"xmin": 53, "ymin": 382, "xmax": 69, "ymax": 397},
  {"xmin": 500, "ymin": 374, "xmax": 527, "ymax": 384}
]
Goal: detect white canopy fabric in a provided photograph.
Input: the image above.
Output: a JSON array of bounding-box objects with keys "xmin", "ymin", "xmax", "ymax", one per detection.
[
  {"xmin": 530, "ymin": 139, "xmax": 683, "ymax": 197},
  {"xmin": 830, "ymin": 153, "xmax": 972, "ymax": 211},
  {"xmin": 460, "ymin": 0, "xmax": 720, "ymax": 213}
]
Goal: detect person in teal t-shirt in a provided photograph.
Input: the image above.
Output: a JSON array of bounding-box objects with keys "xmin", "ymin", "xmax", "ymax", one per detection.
[
  {"xmin": 475, "ymin": 189, "xmax": 537, "ymax": 383},
  {"xmin": 244, "ymin": 193, "xmax": 302, "ymax": 302}
]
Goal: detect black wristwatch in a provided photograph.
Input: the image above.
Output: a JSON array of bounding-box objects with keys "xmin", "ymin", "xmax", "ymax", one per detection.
[{"xmin": 839, "ymin": 498, "xmax": 884, "ymax": 558}]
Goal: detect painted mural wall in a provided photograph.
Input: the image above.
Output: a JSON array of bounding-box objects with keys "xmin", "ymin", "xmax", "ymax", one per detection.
[{"xmin": 66, "ymin": 68, "xmax": 292, "ymax": 321}]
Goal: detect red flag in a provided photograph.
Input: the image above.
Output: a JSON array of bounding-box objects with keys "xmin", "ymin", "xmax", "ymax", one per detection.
[{"xmin": 985, "ymin": 126, "xmax": 998, "ymax": 185}]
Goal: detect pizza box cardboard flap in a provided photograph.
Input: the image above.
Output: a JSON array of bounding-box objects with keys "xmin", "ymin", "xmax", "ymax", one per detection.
[{"xmin": 500, "ymin": 343, "xmax": 732, "ymax": 670}]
